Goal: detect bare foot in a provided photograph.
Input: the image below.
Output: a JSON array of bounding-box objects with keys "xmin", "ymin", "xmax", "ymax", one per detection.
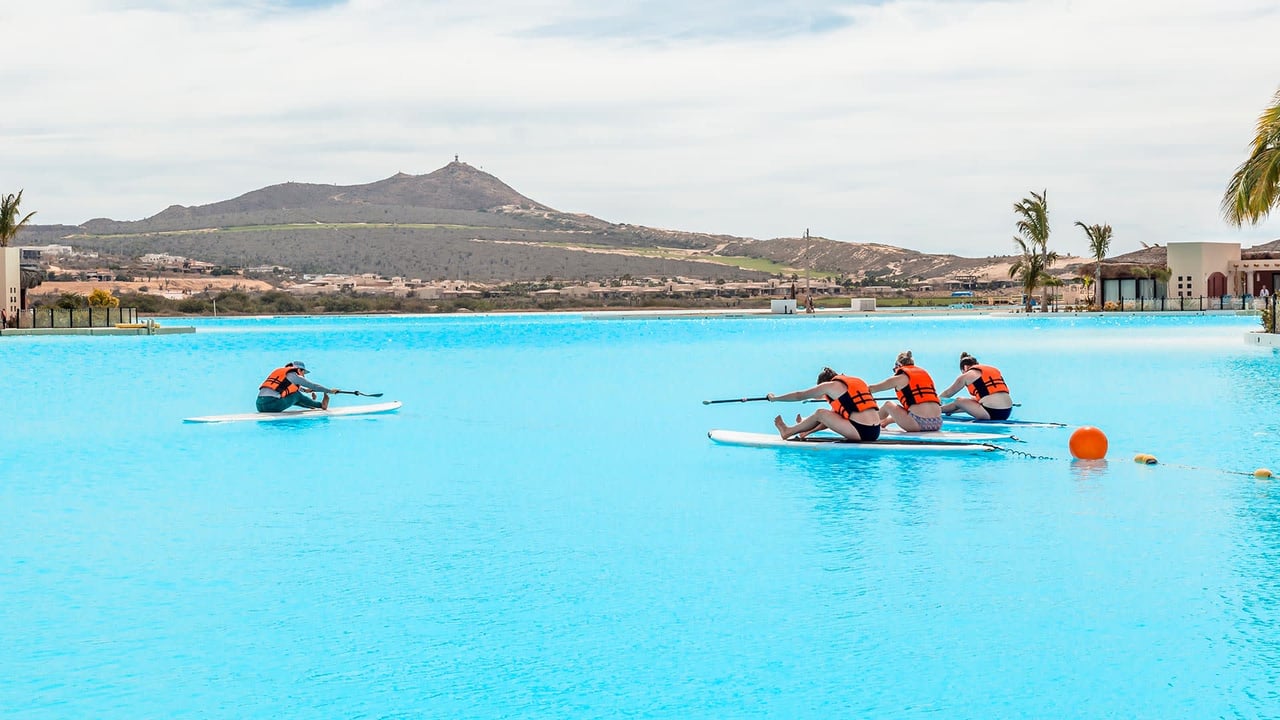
[
  {"xmin": 321, "ymin": 394, "xmax": 331, "ymax": 410},
  {"xmin": 773, "ymin": 415, "xmax": 792, "ymax": 439}
]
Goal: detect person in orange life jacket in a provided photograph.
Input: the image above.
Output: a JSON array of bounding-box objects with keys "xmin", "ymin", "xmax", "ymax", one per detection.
[
  {"xmin": 766, "ymin": 367, "xmax": 882, "ymax": 442},
  {"xmin": 256, "ymin": 361, "xmax": 341, "ymax": 413},
  {"xmin": 938, "ymin": 352, "xmax": 1014, "ymax": 421},
  {"xmin": 866, "ymin": 350, "xmax": 943, "ymax": 432}
]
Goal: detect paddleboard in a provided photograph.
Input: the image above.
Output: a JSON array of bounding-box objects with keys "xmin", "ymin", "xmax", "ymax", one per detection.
[
  {"xmin": 184, "ymin": 401, "xmax": 402, "ymax": 423},
  {"xmin": 880, "ymin": 427, "xmax": 1013, "ymax": 442},
  {"xmin": 941, "ymin": 417, "xmax": 1067, "ymax": 429},
  {"xmin": 708, "ymin": 429, "xmax": 997, "ymax": 453}
]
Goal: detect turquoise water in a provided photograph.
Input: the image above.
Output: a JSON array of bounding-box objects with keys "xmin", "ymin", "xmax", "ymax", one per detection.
[{"xmin": 3, "ymin": 312, "xmax": 1279, "ymax": 718}]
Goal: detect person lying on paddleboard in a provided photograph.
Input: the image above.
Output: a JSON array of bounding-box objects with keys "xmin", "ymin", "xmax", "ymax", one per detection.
[
  {"xmin": 257, "ymin": 361, "xmax": 342, "ymax": 413},
  {"xmin": 938, "ymin": 352, "xmax": 1014, "ymax": 421},
  {"xmin": 766, "ymin": 367, "xmax": 882, "ymax": 442},
  {"xmin": 866, "ymin": 350, "xmax": 943, "ymax": 432}
]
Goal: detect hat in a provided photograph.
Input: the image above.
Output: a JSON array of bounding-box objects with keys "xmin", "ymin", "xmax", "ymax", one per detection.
[{"xmin": 290, "ymin": 361, "xmax": 307, "ymax": 372}]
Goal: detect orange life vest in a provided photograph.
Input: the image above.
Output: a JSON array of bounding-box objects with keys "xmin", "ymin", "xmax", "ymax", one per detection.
[
  {"xmin": 895, "ymin": 365, "xmax": 940, "ymax": 408},
  {"xmin": 828, "ymin": 375, "xmax": 878, "ymax": 419},
  {"xmin": 966, "ymin": 364, "xmax": 1010, "ymax": 399},
  {"xmin": 259, "ymin": 366, "xmax": 300, "ymax": 397}
]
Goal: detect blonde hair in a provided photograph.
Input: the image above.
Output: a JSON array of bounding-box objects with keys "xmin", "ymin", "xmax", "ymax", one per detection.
[{"xmin": 895, "ymin": 350, "xmax": 914, "ymax": 367}]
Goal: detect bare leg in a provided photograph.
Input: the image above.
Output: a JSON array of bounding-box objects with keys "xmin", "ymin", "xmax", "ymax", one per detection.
[
  {"xmin": 775, "ymin": 413, "xmax": 826, "ymax": 440},
  {"xmin": 880, "ymin": 403, "xmax": 920, "ymax": 431},
  {"xmin": 949, "ymin": 397, "xmax": 990, "ymax": 420},
  {"xmin": 811, "ymin": 409, "xmax": 872, "ymax": 442}
]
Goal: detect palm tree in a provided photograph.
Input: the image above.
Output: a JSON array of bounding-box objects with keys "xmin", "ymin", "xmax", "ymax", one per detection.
[
  {"xmin": 1008, "ymin": 190, "xmax": 1058, "ymax": 312},
  {"xmin": 0, "ymin": 190, "xmax": 37, "ymax": 246},
  {"xmin": 1075, "ymin": 221, "xmax": 1113, "ymax": 310},
  {"xmin": 1223, "ymin": 87, "xmax": 1280, "ymax": 226}
]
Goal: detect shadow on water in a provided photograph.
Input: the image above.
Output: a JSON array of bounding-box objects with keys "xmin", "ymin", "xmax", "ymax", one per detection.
[
  {"xmin": 1229, "ymin": 480, "xmax": 1280, "ymax": 686},
  {"xmin": 1069, "ymin": 458, "xmax": 1110, "ymax": 483},
  {"xmin": 766, "ymin": 451, "xmax": 1013, "ymax": 562}
]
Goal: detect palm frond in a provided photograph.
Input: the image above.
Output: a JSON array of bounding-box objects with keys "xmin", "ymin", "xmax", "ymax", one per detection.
[{"xmin": 1223, "ymin": 87, "xmax": 1280, "ymax": 226}]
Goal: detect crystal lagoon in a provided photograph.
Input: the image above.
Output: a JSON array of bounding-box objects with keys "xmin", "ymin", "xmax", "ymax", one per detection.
[{"xmin": 2, "ymin": 312, "xmax": 1277, "ymax": 717}]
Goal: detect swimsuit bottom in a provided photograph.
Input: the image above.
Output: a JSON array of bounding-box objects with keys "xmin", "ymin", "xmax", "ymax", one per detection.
[
  {"xmin": 852, "ymin": 420, "xmax": 881, "ymax": 442},
  {"xmin": 908, "ymin": 412, "xmax": 942, "ymax": 432},
  {"xmin": 984, "ymin": 406, "xmax": 1012, "ymax": 421}
]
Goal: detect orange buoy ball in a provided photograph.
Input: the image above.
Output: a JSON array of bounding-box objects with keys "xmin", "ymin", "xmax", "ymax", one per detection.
[
  {"xmin": 1069, "ymin": 426, "xmax": 1108, "ymax": 460},
  {"xmin": 1254, "ymin": 468, "xmax": 1273, "ymax": 479}
]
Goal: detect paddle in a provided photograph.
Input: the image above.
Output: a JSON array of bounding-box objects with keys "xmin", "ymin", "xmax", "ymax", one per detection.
[
  {"xmin": 873, "ymin": 394, "xmax": 1021, "ymax": 407},
  {"xmin": 332, "ymin": 389, "xmax": 384, "ymax": 398},
  {"xmin": 703, "ymin": 396, "xmax": 825, "ymax": 405}
]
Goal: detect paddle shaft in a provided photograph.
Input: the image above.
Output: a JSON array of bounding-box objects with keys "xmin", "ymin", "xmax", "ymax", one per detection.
[
  {"xmin": 703, "ymin": 396, "xmax": 825, "ymax": 405},
  {"xmin": 332, "ymin": 389, "xmax": 384, "ymax": 398},
  {"xmin": 873, "ymin": 394, "xmax": 1020, "ymax": 407}
]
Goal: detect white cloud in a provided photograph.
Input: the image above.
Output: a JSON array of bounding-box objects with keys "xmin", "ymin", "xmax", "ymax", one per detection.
[{"xmin": 2, "ymin": 0, "xmax": 1278, "ymax": 257}]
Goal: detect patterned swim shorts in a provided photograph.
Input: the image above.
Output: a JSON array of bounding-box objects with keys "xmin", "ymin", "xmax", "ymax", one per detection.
[{"xmin": 909, "ymin": 412, "xmax": 943, "ymax": 432}]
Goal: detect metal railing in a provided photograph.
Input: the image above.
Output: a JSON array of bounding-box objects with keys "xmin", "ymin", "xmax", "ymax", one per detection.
[
  {"xmin": 6, "ymin": 307, "xmax": 140, "ymax": 329},
  {"xmin": 1104, "ymin": 296, "xmax": 1260, "ymax": 312}
]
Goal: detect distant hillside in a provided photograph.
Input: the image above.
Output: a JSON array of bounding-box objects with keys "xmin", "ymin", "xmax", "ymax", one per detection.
[
  {"xmin": 17, "ymin": 160, "xmax": 1083, "ymax": 284},
  {"xmin": 719, "ymin": 236, "xmax": 1011, "ymax": 282}
]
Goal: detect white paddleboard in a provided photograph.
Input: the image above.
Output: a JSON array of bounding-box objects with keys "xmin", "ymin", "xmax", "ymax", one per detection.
[
  {"xmin": 880, "ymin": 427, "xmax": 1012, "ymax": 442},
  {"xmin": 708, "ymin": 429, "xmax": 998, "ymax": 453},
  {"xmin": 184, "ymin": 401, "xmax": 402, "ymax": 423},
  {"xmin": 941, "ymin": 417, "xmax": 1067, "ymax": 429}
]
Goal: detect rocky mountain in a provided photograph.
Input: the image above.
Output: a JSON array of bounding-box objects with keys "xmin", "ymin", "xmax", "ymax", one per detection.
[{"xmin": 19, "ymin": 161, "xmax": 1077, "ymax": 284}]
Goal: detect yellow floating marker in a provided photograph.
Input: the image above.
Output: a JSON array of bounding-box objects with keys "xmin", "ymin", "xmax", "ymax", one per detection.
[
  {"xmin": 1131, "ymin": 453, "xmax": 1157, "ymax": 465},
  {"xmin": 1254, "ymin": 468, "xmax": 1273, "ymax": 479}
]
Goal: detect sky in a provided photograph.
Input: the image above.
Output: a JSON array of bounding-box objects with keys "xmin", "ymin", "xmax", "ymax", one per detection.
[{"xmin": 3, "ymin": 0, "xmax": 1279, "ymax": 257}]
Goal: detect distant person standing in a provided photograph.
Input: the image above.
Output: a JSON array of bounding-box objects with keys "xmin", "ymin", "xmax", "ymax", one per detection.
[
  {"xmin": 803, "ymin": 292, "xmax": 816, "ymax": 313},
  {"xmin": 257, "ymin": 361, "xmax": 341, "ymax": 413}
]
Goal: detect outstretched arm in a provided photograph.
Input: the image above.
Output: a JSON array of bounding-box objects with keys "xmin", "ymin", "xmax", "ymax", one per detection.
[
  {"xmin": 288, "ymin": 371, "xmax": 339, "ymax": 395},
  {"xmin": 866, "ymin": 375, "xmax": 903, "ymax": 395},
  {"xmin": 939, "ymin": 370, "xmax": 979, "ymax": 400},
  {"xmin": 768, "ymin": 380, "xmax": 839, "ymax": 402}
]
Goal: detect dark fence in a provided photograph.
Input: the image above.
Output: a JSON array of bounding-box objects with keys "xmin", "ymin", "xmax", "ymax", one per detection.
[
  {"xmin": 1106, "ymin": 296, "xmax": 1260, "ymax": 312},
  {"xmin": 6, "ymin": 307, "xmax": 140, "ymax": 329}
]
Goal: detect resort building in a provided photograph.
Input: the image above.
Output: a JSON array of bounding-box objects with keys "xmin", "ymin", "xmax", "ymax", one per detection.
[
  {"xmin": 1166, "ymin": 240, "xmax": 1280, "ymax": 298},
  {"xmin": 1099, "ymin": 239, "xmax": 1280, "ymax": 303},
  {"xmin": 1, "ymin": 247, "xmax": 20, "ymax": 315}
]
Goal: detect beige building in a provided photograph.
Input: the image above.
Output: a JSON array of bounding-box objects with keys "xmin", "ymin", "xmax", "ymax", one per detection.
[
  {"xmin": 1166, "ymin": 240, "xmax": 1280, "ymax": 298},
  {"xmin": 0, "ymin": 247, "xmax": 20, "ymax": 316}
]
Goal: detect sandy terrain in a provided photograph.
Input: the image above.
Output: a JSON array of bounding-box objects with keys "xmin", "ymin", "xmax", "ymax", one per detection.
[{"xmin": 30, "ymin": 277, "xmax": 275, "ymax": 299}]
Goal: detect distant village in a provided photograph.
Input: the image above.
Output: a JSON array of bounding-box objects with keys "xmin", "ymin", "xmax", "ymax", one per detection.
[{"xmin": 16, "ymin": 243, "xmax": 1054, "ymax": 306}]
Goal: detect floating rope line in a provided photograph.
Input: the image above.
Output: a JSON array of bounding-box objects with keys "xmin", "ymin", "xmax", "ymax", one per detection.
[
  {"xmin": 983, "ymin": 443, "xmax": 1273, "ymax": 479},
  {"xmin": 1127, "ymin": 456, "xmax": 1268, "ymax": 479},
  {"xmin": 983, "ymin": 443, "xmax": 1061, "ymax": 461}
]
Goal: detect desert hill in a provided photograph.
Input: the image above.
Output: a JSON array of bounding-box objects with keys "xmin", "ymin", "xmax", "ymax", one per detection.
[{"xmin": 20, "ymin": 161, "xmax": 1077, "ymax": 284}]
